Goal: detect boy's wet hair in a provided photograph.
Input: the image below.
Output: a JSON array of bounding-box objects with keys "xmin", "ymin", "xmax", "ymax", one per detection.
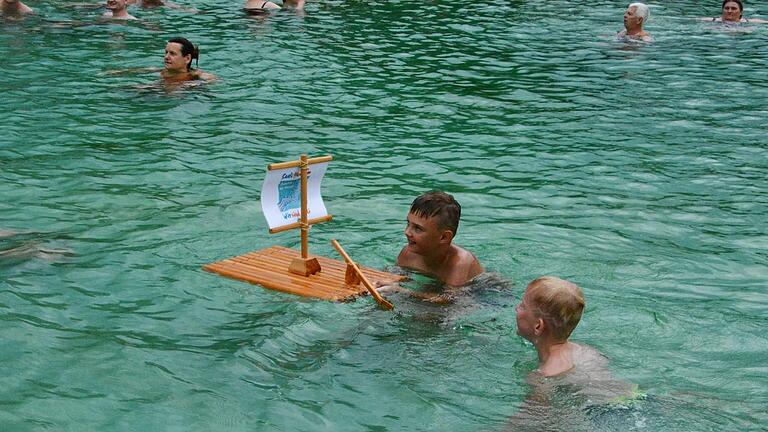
[
  {"xmin": 168, "ymin": 37, "xmax": 200, "ymax": 70},
  {"xmin": 409, "ymin": 191, "xmax": 461, "ymax": 235},
  {"xmin": 527, "ymin": 276, "xmax": 585, "ymax": 341}
]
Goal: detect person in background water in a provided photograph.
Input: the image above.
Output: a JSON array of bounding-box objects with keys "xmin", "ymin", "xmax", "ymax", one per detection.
[
  {"xmin": 618, "ymin": 3, "xmax": 652, "ymax": 41},
  {"xmin": 698, "ymin": 0, "xmax": 768, "ymax": 24},
  {"xmin": 104, "ymin": 0, "xmax": 136, "ymax": 20},
  {"xmin": 243, "ymin": 0, "xmax": 304, "ymax": 14},
  {"xmin": 162, "ymin": 37, "xmax": 216, "ymax": 83},
  {"xmin": 0, "ymin": 0, "xmax": 33, "ymax": 16}
]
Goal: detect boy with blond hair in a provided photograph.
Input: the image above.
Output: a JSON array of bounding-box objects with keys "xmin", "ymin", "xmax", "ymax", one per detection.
[
  {"xmin": 510, "ymin": 277, "xmax": 640, "ymax": 429},
  {"xmin": 515, "ymin": 276, "xmax": 596, "ymax": 377}
]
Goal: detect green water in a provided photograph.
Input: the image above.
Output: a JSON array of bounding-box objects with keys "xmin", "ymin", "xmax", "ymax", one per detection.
[{"xmin": 2, "ymin": 1, "xmax": 767, "ymax": 430}]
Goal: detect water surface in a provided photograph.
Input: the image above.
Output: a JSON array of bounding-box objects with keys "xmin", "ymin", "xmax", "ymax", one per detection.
[{"xmin": 1, "ymin": 1, "xmax": 767, "ymax": 430}]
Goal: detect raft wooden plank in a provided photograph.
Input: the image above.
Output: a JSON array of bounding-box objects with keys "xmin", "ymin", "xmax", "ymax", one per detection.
[
  {"xmin": 235, "ymin": 246, "xmax": 396, "ymax": 284},
  {"xmin": 203, "ymin": 246, "xmax": 403, "ymax": 302}
]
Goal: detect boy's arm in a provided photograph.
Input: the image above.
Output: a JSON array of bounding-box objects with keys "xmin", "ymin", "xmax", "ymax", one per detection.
[{"xmin": 374, "ymin": 281, "xmax": 458, "ymax": 304}]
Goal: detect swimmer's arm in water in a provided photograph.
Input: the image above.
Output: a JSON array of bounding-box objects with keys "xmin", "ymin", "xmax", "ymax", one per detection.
[
  {"xmin": 504, "ymin": 374, "xmax": 554, "ymax": 430},
  {"xmin": 696, "ymin": 16, "xmax": 768, "ymax": 23},
  {"xmin": 375, "ymin": 280, "xmax": 464, "ymax": 304},
  {"xmin": 68, "ymin": 2, "xmax": 106, "ymax": 9},
  {"xmin": 194, "ymin": 70, "xmax": 217, "ymax": 82},
  {"xmin": 164, "ymin": 1, "xmax": 199, "ymax": 13},
  {"xmin": 100, "ymin": 67, "xmax": 161, "ymax": 76}
]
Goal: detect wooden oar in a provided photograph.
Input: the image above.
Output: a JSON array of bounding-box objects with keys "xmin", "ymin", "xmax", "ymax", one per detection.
[{"xmin": 331, "ymin": 239, "xmax": 394, "ymax": 310}]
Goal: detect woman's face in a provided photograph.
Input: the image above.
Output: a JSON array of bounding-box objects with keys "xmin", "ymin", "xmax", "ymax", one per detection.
[
  {"xmin": 624, "ymin": 6, "xmax": 642, "ymax": 30},
  {"xmin": 164, "ymin": 42, "xmax": 191, "ymax": 73},
  {"xmin": 722, "ymin": 1, "xmax": 742, "ymax": 22}
]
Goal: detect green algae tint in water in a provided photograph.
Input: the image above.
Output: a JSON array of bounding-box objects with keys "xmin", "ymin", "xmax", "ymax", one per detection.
[{"xmin": 1, "ymin": 1, "xmax": 767, "ymax": 430}]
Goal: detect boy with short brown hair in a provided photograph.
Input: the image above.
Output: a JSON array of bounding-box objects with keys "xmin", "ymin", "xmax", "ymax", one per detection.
[{"xmin": 395, "ymin": 191, "xmax": 483, "ymax": 287}]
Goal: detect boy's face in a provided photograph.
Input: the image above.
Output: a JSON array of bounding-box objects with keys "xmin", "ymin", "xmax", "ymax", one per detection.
[
  {"xmin": 515, "ymin": 289, "xmax": 540, "ymax": 341},
  {"xmin": 404, "ymin": 212, "xmax": 448, "ymax": 255}
]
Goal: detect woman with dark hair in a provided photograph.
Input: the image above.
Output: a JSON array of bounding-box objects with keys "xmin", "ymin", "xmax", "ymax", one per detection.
[
  {"xmin": 699, "ymin": 0, "xmax": 768, "ymax": 23},
  {"xmin": 102, "ymin": 37, "xmax": 215, "ymax": 87},
  {"xmin": 161, "ymin": 37, "xmax": 216, "ymax": 83}
]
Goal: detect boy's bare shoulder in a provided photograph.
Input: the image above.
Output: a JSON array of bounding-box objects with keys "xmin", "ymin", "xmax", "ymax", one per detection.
[
  {"xmin": 453, "ymin": 245, "xmax": 484, "ymax": 277},
  {"xmin": 435, "ymin": 246, "xmax": 480, "ymax": 286}
]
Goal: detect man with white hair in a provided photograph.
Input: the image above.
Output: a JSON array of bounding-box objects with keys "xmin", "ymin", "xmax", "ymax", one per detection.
[{"xmin": 619, "ymin": 2, "xmax": 652, "ymax": 41}]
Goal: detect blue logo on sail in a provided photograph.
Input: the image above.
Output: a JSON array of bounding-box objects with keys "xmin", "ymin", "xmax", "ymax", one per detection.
[{"xmin": 277, "ymin": 177, "xmax": 301, "ymax": 215}]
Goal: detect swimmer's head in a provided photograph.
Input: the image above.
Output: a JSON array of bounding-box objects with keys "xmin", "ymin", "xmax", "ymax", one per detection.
[
  {"xmin": 409, "ymin": 191, "xmax": 461, "ymax": 236},
  {"xmin": 722, "ymin": 0, "xmax": 744, "ymax": 21},
  {"xmin": 165, "ymin": 37, "xmax": 199, "ymax": 72},
  {"xmin": 105, "ymin": 0, "xmax": 127, "ymax": 11},
  {"xmin": 624, "ymin": 3, "xmax": 650, "ymax": 30},
  {"xmin": 517, "ymin": 276, "xmax": 585, "ymax": 342}
]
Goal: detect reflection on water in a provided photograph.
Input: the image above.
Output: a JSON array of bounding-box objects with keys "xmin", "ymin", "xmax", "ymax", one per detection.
[{"xmin": 0, "ymin": 231, "xmax": 74, "ymax": 265}]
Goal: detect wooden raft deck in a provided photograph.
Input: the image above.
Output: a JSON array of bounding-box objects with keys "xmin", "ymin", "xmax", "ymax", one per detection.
[{"xmin": 203, "ymin": 246, "xmax": 403, "ymax": 302}]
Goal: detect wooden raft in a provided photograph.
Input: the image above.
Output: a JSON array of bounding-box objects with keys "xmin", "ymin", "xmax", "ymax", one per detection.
[{"xmin": 203, "ymin": 246, "xmax": 404, "ymax": 302}]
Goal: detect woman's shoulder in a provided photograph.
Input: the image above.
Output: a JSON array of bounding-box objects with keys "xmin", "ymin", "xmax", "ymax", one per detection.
[{"xmin": 192, "ymin": 70, "xmax": 217, "ymax": 81}]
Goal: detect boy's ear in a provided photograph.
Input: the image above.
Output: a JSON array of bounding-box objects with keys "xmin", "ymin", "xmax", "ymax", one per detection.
[
  {"xmin": 533, "ymin": 318, "xmax": 545, "ymax": 336},
  {"xmin": 439, "ymin": 228, "xmax": 455, "ymax": 244}
]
